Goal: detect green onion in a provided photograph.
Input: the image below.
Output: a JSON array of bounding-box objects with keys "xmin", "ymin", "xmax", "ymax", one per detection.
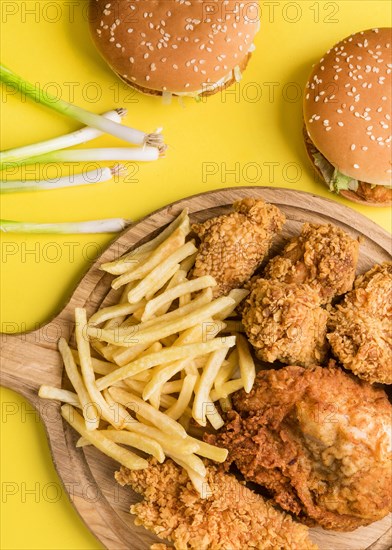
[
  {"xmin": 1, "ymin": 217, "xmax": 130, "ymax": 234},
  {"xmin": 0, "ymin": 64, "xmax": 166, "ymax": 151},
  {"xmin": 0, "ymin": 164, "xmax": 126, "ymax": 193},
  {"xmin": 1, "ymin": 147, "xmax": 160, "ymax": 169},
  {"xmin": 0, "ymin": 109, "xmax": 126, "ymax": 169}
]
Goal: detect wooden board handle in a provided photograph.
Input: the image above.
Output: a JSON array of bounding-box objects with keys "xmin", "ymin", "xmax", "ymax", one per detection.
[{"xmin": 0, "ymin": 317, "xmax": 72, "ymax": 405}]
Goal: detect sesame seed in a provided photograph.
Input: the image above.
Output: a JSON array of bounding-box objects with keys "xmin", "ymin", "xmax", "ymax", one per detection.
[{"xmin": 353, "ymin": 164, "xmax": 360, "ymax": 169}]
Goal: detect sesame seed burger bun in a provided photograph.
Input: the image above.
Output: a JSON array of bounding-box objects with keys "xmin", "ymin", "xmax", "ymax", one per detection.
[
  {"xmin": 89, "ymin": 0, "xmax": 260, "ymax": 97},
  {"xmin": 303, "ymin": 28, "xmax": 392, "ymax": 206}
]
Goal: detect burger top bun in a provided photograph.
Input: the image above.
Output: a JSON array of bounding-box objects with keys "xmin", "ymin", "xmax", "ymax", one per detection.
[
  {"xmin": 89, "ymin": 0, "xmax": 260, "ymax": 96},
  {"xmin": 304, "ymin": 28, "xmax": 392, "ymax": 186}
]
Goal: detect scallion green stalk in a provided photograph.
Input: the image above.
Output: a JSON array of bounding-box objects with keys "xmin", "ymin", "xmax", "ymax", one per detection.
[
  {"xmin": 0, "ymin": 164, "xmax": 125, "ymax": 193},
  {"xmin": 0, "ymin": 65, "xmax": 166, "ymax": 151},
  {"xmin": 0, "ymin": 218, "xmax": 130, "ymax": 234},
  {"xmin": 1, "ymin": 147, "xmax": 160, "ymax": 168},
  {"xmin": 0, "ymin": 109, "xmax": 126, "ymax": 169}
]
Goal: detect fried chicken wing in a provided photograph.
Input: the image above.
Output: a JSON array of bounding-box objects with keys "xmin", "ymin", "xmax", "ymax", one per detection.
[
  {"xmin": 264, "ymin": 223, "xmax": 360, "ymax": 304},
  {"xmin": 116, "ymin": 458, "xmax": 317, "ymax": 550},
  {"xmin": 209, "ymin": 365, "xmax": 392, "ymax": 531},
  {"xmin": 328, "ymin": 262, "xmax": 392, "ymax": 384},
  {"xmin": 192, "ymin": 198, "xmax": 285, "ymax": 297},
  {"xmin": 242, "ymin": 279, "xmax": 328, "ymax": 367}
]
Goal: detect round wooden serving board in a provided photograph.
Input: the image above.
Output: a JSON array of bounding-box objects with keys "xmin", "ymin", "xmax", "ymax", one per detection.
[{"xmin": 1, "ymin": 187, "xmax": 391, "ymax": 550}]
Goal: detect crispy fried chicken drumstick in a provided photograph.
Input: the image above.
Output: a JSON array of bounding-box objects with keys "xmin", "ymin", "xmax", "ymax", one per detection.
[
  {"xmin": 208, "ymin": 365, "xmax": 392, "ymax": 531},
  {"xmin": 116, "ymin": 458, "xmax": 317, "ymax": 550},
  {"xmin": 328, "ymin": 262, "xmax": 392, "ymax": 384},
  {"xmin": 264, "ymin": 223, "xmax": 360, "ymax": 304},
  {"xmin": 192, "ymin": 198, "xmax": 285, "ymax": 297}
]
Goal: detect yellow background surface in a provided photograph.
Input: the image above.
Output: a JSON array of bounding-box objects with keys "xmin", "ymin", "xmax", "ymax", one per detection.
[{"xmin": 1, "ymin": 1, "xmax": 391, "ymax": 548}]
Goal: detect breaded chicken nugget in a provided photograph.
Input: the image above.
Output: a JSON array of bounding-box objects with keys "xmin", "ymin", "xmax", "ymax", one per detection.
[
  {"xmin": 328, "ymin": 262, "xmax": 392, "ymax": 384},
  {"xmin": 242, "ymin": 279, "xmax": 328, "ymax": 367},
  {"xmin": 264, "ymin": 223, "xmax": 360, "ymax": 304},
  {"xmin": 192, "ymin": 198, "xmax": 285, "ymax": 297}
]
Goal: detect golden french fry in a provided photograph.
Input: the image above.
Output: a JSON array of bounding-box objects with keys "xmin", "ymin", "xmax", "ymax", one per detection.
[
  {"xmin": 125, "ymin": 370, "xmax": 152, "ymax": 383},
  {"xmin": 214, "ymin": 360, "xmax": 236, "ymax": 390},
  {"xmin": 61, "ymin": 404, "xmax": 147, "ymax": 470},
  {"xmin": 142, "ymin": 359, "xmax": 187, "ymax": 400},
  {"xmin": 89, "ymin": 339, "xmax": 109, "ymax": 359},
  {"xmin": 100, "ymin": 250, "xmax": 150, "ymax": 276},
  {"xmin": 169, "ymin": 455, "xmax": 210, "ymax": 498},
  {"xmin": 100, "ymin": 209, "xmax": 189, "ymax": 275},
  {"xmin": 160, "ymin": 335, "xmax": 178, "ymax": 347},
  {"xmin": 144, "ymin": 264, "xmax": 181, "ymax": 301},
  {"xmin": 154, "ymin": 269, "xmax": 188, "ymax": 317},
  {"xmin": 158, "ymin": 393, "xmax": 179, "ymax": 409},
  {"xmin": 161, "ymin": 379, "xmax": 184, "ymax": 394},
  {"xmin": 148, "ymin": 390, "xmax": 161, "ymax": 410},
  {"xmin": 96, "ymin": 338, "xmax": 232, "ymax": 391},
  {"xmin": 215, "ymin": 288, "xmax": 249, "ymax": 320},
  {"xmin": 219, "ymin": 396, "xmax": 233, "ymax": 413},
  {"xmin": 75, "ymin": 308, "xmax": 124, "ymax": 429},
  {"xmin": 111, "ymin": 226, "xmax": 188, "ymax": 290},
  {"xmin": 124, "ymin": 377, "xmax": 183, "ymax": 397},
  {"xmin": 109, "ymin": 404, "xmax": 199, "ymax": 455},
  {"xmin": 58, "ymin": 337, "xmax": 99, "ymax": 431},
  {"xmin": 38, "ymin": 386, "xmax": 80, "ymax": 408},
  {"xmin": 76, "ymin": 436, "xmax": 88, "ymax": 447},
  {"xmin": 205, "ymin": 404, "xmax": 225, "ymax": 430},
  {"xmin": 71, "ymin": 348, "xmax": 117, "ymax": 376},
  {"xmin": 89, "ymin": 301, "xmax": 145, "ymax": 326},
  {"xmin": 78, "ymin": 429, "xmax": 165, "ymax": 463},
  {"xmin": 210, "ymin": 378, "xmax": 244, "ymax": 401},
  {"xmin": 141, "ymin": 322, "xmax": 229, "ymax": 401},
  {"xmin": 179, "ymin": 293, "xmax": 192, "ymax": 307},
  {"xmin": 237, "ymin": 333, "xmax": 256, "ymax": 393},
  {"xmin": 192, "ymin": 347, "xmax": 230, "ymax": 427},
  {"xmin": 179, "ymin": 251, "xmax": 197, "ymax": 274},
  {"xmin": 111, "ymin": 341, "xmax": 154, "ymax": 367},
  {"xmin": 103, "ymin": 281, "xmax": 138, "ymax": 331},
  {"xmin": 165, "ymin": 375, "xmax": 197, "ymax": 420},
  {"xmin": 127, "ymin": 241, "xmax": 197, "ymax": 304},
  {"xmin": 108, "ymin": 387, "xmax": 187, "ymax": 439},
  {"xmin": 96, "ymin": 337, "xmax": 234, "ymax": 391},
  {"xmin": 187, "ymin": 436, "xmax": 228, "ymax": 463},
  {"xmin": 141, "ymin": 276, "xmax": 216, "ymax": 322},
  {"xmin": 87, "ymin": 296, "xmax": 235, "ymax": 348},
  {"xmin": 122, "ymin": 288, "xmax": 214, "ymax": 337},
  {"xmin": 169, "ymin": 451, "xmax": 206, "ymax": 477}
]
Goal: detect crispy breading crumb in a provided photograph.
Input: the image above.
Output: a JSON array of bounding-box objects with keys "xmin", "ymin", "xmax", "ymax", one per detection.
[
  {"xmin": 242, "ymin": 279, "xmax": 328, "ymax": 367},
  {"xmin": 116, "ymin": 459, "xmax": 317, "ymax": 550},
  {"xmin": 264, "ymin": 223, "xmax": 360, "ymax": 304},
  {"xmin": 192, "ymin": 198, "xmax": 285, "ymax": 297},
  {"xmin": 328, "ymin": 262, "xmax": 392, "ymax": 384}
]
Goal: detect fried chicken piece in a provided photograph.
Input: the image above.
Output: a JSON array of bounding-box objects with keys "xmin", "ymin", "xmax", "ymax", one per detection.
[
  {"xmin": 192, "ymin": 198, "xmax": 285, "ymax": 297},
  {"xmin": 242, "ymin": 279, "xmax": 328, "ymax": 367},
  {"xmin": 116, "ymin": 458, "xmax": 317, "ymax": 550},
  {"xmin": 328, "ymin": 262, "xmax": 392, "ymax": 384},
  {"xmin": 264, "ymin": 223, "xmax": 360, "ymax": 304},
  {"xmin": 208, "ymin": 365, "xmax": 392, "ymax": 531}
]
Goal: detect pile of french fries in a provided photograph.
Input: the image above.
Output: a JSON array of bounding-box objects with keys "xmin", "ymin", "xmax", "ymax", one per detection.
[{"xmin": 39, "ymin": 210, "xmax": 256, "ymax": 496}]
